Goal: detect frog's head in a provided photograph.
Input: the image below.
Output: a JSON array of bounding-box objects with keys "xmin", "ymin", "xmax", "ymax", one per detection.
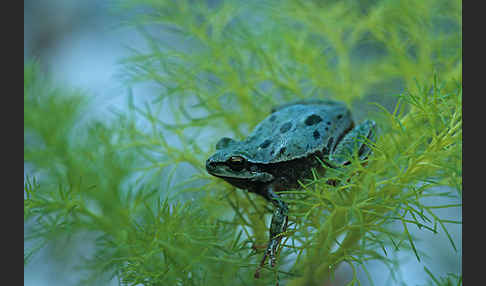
[{"xmin": 206, "ymin": 137, "xmax": 274, "ymax": 189}]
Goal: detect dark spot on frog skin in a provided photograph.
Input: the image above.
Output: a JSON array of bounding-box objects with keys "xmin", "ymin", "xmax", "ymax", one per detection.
[
  {"xmin": 259, "ymin": 139, "xmax": 272, "ymax": 149},
  {"xmin": 313, "ymin": 130, "xmax": 320, "ymax": 140},
  {"xmin": 270, "ymin": 149, "xmax": 275, "ymax": 155},
  {"xmin": 305, "ymin": 114, "xmax": 323, "ymax": 126},
  {"xmin": 337, "ymin": 114, "xmax": 343, "ymax": 119},
  {"xmin": 278, "ymin": 147, "xmax": 287, "ymax": 156},
  {"xmin": 280, "ymin": 122, "xmax": 292, "ymax": 133},
  {"xmin": 325, "ymin": 127, "xmax": 329, "ymax": 131},
  {"xmin": 326, "ymin": 121, "xmax": 331, "ymax": 125},
  {"xmin": 269, "ymin": 115, "xmax": 276, "ymax": 122}
]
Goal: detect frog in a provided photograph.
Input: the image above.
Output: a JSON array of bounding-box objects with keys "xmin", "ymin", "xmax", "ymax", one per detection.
[{"xmin": 205, "ymin": 99, "xmax": 376, "ymax": 278}]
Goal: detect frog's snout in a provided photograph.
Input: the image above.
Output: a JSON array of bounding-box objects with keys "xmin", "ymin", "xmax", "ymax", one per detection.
[{"xmin": 206, "ymin": 159, "xmax": 216, "ymax": 172}]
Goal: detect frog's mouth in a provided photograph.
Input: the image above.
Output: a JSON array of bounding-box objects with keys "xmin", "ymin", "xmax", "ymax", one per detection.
[
  {"xmin": 206, "ymin": 163, "xmax": 274, "ymax": 183},
  {"xmin": 207, "ymin": 165, "xmax": 257, "ymax": 180},
  {"xmin": 207, "ymin": 167, "xmax": 259, "ymax": 190}
]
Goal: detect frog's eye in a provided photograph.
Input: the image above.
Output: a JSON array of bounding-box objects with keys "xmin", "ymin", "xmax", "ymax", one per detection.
[{"xmin": 227, "ymin": 156, "xmax": 246, "ymax": 171}]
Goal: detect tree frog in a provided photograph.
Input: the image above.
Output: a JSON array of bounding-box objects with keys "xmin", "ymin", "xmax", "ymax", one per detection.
[{"xmin": 205, "ymin": 99, "xmax": 376, "ymax": 277}]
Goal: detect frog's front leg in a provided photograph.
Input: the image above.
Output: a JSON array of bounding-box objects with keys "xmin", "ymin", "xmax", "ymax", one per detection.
[{"xmin": 254, "ymin": 186, "xmax": 288, "ymax": 278}]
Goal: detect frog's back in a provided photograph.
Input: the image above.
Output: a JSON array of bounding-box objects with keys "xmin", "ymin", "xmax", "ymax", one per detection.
[{"xmin": 243, "ymin": 100, "xmax": 354, "ymax": 163}]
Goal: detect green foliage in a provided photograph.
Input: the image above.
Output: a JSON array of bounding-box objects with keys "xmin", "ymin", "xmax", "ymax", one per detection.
[
  {"xmin": 25, "ymin": 0, "xmax": 461, "ymax": 285},
  {"xmin": 423, "ymin": 266, "xmax": 462, "ymax": 286}
]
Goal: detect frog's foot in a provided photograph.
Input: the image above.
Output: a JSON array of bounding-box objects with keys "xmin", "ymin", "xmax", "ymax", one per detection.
[
  {"xmin": 254, "ymin": 216, "xmax": 288, "ymax": 279},
  {"xmin": 254, "ymin": 236, "xmax": 280, "ymax": 278},
  {"xmin": 254, "ymin": 245, "xmax": 270, "ymax": 278},
  {"xmin": 255, "ymin": 186, "xmax": 289, "ymax": 279}
]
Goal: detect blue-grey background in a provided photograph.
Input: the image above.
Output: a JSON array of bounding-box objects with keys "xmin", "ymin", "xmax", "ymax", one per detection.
[{"xmin": 24, "ymin": 1, "xmax": 461, "ymax": 285}]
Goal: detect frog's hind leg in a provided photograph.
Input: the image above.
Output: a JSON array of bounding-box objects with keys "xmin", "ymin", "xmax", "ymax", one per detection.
[
  {"xmin": 254, "ymin": 187, "xmax": 288, "ymax": 279},
  {"xmin": 329, "ymin": 119, "xmax": 376, "ymax": 166}
]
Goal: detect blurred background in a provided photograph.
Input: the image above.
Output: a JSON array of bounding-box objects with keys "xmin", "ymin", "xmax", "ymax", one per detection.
[
  {"xmin": 25, "ymin": 1, "xmax": 132, "ymax": 285},
  {"xmin": 24, "ymin": 1, "xmax": 461, "ymax": 285}
]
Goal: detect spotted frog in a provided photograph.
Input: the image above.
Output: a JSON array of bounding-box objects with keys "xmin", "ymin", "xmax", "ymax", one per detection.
[{"xmin": 205, "ymin": 99, "xmax": 376, "ymax": 277}]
